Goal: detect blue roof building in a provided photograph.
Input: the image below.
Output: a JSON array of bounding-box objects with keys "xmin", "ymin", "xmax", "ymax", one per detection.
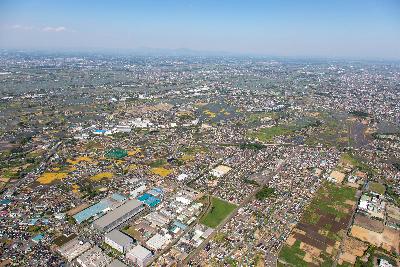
[{"xmin": 73, "ymin": 199, "xmax": 113, "ymax": 224}]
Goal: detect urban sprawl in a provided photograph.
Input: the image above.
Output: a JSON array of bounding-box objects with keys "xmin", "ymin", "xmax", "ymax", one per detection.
[{"xmin": 0, "ymin": 51, "xmax": 399, "ymax": 267}]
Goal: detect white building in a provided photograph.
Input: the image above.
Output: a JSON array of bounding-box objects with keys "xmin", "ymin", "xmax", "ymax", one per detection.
[
  {"xmin": 105, "ymin": 230, "xmax": 134, "ymax": 253},
  {"xmin": 145, "ymin": 233, "xmax": 171, "ymax": 251},
  {"xmin": 177, "ymin": 173, "xmax": 188, "ymax": 181},
  {"xmin": 126, "ymin": 245, "xmax": 152, "ymax": 267}
]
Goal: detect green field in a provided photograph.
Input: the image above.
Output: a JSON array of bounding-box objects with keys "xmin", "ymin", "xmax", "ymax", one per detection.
[
  {"xmin": 303, "ymin": 182, "xmax": 356, "ymax": 223},
  {"xmin": 248, "ymin": 126, "xmax": 293, "ymax": 142},
  {"xmin": 200, "ymin": 197, "xmax": 237, "ymax": 228},
  {"xmin": 368, "ymin": 182, "xmax": 386, "ymax": 195},
  {"xmin": 278, "ymin": 240, "xmax": 308, "ymax": 267}
]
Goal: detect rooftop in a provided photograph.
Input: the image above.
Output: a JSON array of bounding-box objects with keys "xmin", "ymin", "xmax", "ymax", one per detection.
[{"xmin": 105, "ymin": 230, "xmax": 133, "ymax": 246}]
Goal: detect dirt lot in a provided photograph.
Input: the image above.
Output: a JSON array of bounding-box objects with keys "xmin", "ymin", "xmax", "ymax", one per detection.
[
  {"xmin": 350, "ymin": 225, "xmax": 400, "ymax": 254},
  {"xmin": 353, "ymin": 214, "xmax": 384, "ymax": 232},
  {"xmin": 338, "ymin": 237, "xmax": 368, "ymax": 265}
]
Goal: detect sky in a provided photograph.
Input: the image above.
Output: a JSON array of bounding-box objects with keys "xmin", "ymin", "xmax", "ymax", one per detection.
[{"xmin": 0, "ymin": 0, "xmax": 399, "ymax": 59}]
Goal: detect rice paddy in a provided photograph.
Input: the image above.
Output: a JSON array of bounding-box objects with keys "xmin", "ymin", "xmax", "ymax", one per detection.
[
  {"xmin": 37, "ymin": 172, "xmax": 68, "ymax": 184},
  {"xmin": 67, "ymin": 156, "xmax": 92, "ymax": 165},
  {"xmin": 150, "ymin": 167, "xmax": 172, "ymax": 177},
  {"xmin": 90, "ymin": 172, "xmax": 113, "ymax": 181},
  {"xmin": 128, "ymin": 148, "xmax": 142, "ymax": 156}
]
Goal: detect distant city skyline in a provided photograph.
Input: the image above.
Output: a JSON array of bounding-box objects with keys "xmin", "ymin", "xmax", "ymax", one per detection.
[{"xmin": 0, "ymin": 0, "xmax": 399, "ymax": 59}]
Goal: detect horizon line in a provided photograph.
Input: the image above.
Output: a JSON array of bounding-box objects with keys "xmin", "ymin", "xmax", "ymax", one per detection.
[{"xmin": 1, "ymin": 47, "xmax": 400, "ymax": 62}]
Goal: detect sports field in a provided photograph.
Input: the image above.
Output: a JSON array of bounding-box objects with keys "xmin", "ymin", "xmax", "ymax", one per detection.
[{"xmin": 200, "ymin": 196, "xmax": 237, "ymax": 228}]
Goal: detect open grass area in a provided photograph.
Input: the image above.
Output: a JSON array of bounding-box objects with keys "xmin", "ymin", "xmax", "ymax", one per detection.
[
  {"xmin": 278, "ymin": 240, "xmax": 308, "ymax": 267},
  {"xmin": 122, "ymin": 225, "xmax": 140, "ymax": 240},
  {"xmin": 37, "ymin": 172, "xmax": 68, "ymax": 184},
  {"xmin": 149, "ymin": 159, "xmax": 167, "ymax": 168},
  {"xmin": 248, "ymin": 125, "xmax": 293, "ymax": 142},
  {"xmin": 340, "ymin": 152, "xmax": 376, "ymax": 175},
  {"xmin": 367, "ymin": 182, "xmax": 386, "ymax": 195},
  {"xmin": 246, "ymin": 112, "xmax": 279, "ymax": 123},
  {"xmin": 200, "ymin": 196, "xmax": 237, "ymax": 228},
  {"xmin": 255, "ymin": 186, "xmax": 276, "ymax": 200}
]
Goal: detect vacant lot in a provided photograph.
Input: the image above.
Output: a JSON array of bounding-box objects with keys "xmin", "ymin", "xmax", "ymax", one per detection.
[
  {"xmin": 350, "ymin": 225, "xmax": 399, "ymax": 254},
  {"xmin": 200, "ymin": 197, "xmax": 237, "ymax": 228}
]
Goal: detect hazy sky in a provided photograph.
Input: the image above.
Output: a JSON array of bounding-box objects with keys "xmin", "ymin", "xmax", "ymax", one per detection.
[{"xmin": 0, "ymin": 0, "xmax": 399, "ymax": 59}]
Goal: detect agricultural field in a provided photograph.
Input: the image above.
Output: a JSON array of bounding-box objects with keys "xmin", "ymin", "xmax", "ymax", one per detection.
[
  {"xmin": 37, "ymin": 172, "xmax": 68, "ymax": 184},
  {"xmin": 66, "ymin": 156, "xmax": 92, "ymax": 165},
  {"xmin": 90, "ymin": 172, "xmax": 113, "ymax": 181},
  {"xmin": 278, "ymin": 182, "xmax": 357, "ymax": 266},
  {"xmin": 200, "ymin": 196, "xmax": 237, "ymax": 228},
  {"xmin": 248, "ymin": 125, "xmax": 293, "ymax": 142},
  {"xmin": 150, "ymin": 167, "xmax": 172, "ymax": 177}
]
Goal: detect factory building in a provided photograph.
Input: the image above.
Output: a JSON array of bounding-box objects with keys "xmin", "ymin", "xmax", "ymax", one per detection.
[
  {"xmin": 56, "ymin": 237, "xmax": 92, "ymax": 262},
  {"xmin": 104, "ymin": 230, "xmax": 134, "ymax": 253},
  {"xmin": 126, "ymin": 245, "xmax": 152, "ymax": 267},
  {"xmin": 76, "ymin": 246, "xmax": 112, "ymax": 267},
  {"xmin": 93, "ymin": 199, "xmax": 144, "ymax": 232}
]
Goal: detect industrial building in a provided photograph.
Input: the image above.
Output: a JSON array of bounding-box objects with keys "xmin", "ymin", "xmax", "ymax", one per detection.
[
  {"xmin": 73, "ymin": 194, "xmax": 127, "ymax": 224},
  {"xmin": 56, "ymin": 237, "xmax": 92, "ymax": 262},
  {"xmin": 93, "ymin": 199, "xmax": 144, "ymax": 232},
  {"xmin": 104, "ymin": 230, "xmax": 134, "ymax": 253},
  {"xmin": 126, "ymin": 245, "xmax": 152, "ymax": 267},
  {"xmin": 76, "ymin": 246, "xmax": 112, "ymax": 267}
]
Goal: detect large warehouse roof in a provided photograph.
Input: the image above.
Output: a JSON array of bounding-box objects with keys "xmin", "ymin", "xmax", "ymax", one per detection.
[{"xmin": 93, "ymin": 199, "xmax": 143, "ymax": 231}]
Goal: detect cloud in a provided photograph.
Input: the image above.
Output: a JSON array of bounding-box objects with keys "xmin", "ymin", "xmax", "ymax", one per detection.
[
  {"xmin": 7, "ymin": 24, "xmax": 70, "ymax": 33},
  {"xmin": 42, "ymin": 26, "xmax": 67, "ymax": 32},
  {"xmin": 11, "ymin": 24, "xmax": 34, "ymax": 31}
]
